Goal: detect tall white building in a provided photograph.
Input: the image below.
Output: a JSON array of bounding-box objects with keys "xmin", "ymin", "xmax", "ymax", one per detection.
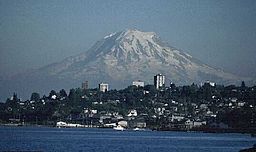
[
  {"xmin": 154, "ymin": 74, "xmax": 165, "ymax": 89},
  {"xmin": 132, "ymin": 80, "xmax": 144, "ymax": 87},
  {"xmin": 99, "ymin": 83, "xmax": 109, "ymax": 92}
]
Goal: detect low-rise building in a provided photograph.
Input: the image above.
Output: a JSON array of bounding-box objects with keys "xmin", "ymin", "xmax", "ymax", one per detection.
[
  {"xmin": 99, "ymin": 83, "xmax": 109, "ymax": 92},
  {"xmin": 127, "ymin": 110, "xmax": 138, "ymax": 117},
  {"xmin": 132, "ymin": 80, "xmax": 144, "ymax": 87}
]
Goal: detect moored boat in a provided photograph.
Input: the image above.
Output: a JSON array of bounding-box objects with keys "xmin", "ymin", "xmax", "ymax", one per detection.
[
  {"xmin": 113, "ymin": 125, "xmax": 125, "ymax": 131},
  {"xmin": 133, "ymin": 127, "xmax": 145, "ymax": 131}
]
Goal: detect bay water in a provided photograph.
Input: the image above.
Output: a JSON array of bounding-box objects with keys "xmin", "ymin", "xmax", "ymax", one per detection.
[{"xmin": 0, "ymin": 126, "xmax": 255, "ymax": 152}]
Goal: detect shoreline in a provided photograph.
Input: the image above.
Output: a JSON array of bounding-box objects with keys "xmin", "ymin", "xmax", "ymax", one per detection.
[{"xmin": 1, "ymin": 123, "xmax": 256, "ymax": 136}]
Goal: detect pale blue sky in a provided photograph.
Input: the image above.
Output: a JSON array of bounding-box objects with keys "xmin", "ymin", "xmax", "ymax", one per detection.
[{"xmin": 1, "ymin": 0, "xmax": 256, "ymax": 77}]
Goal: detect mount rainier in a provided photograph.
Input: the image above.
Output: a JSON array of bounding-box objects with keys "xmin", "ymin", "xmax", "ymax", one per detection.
[{"xmin": 0, "ymin": 29, "xmax": 250, "ymax": 99}]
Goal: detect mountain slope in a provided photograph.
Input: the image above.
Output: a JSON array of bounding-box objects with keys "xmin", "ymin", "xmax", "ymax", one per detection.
[
  {"xmin": 39, "ymin": 29, "xmax": 243, "ymax": 85},
  {"xmin": 0, "ymin": 29, "xmax": 251, "ymax": 100}
]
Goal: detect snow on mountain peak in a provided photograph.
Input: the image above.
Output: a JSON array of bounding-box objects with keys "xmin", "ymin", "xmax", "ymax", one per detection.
[
  {"xmin": 94, "ymin": 29, "xmax": 188, "ymax": 65},
  {"xmin": 103, "ymin": 29, "xmax": 156, "ymax": 42},
  {"xmin": 99, "ymin": 29, "xmax": 167, "ymax": 62},
  {"xmin": 120, "ymin": 29, "xmax": 156, "ymax": 41}
]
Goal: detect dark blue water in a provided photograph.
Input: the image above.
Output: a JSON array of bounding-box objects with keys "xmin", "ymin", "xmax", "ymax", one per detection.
[{"xmin": 0, "ymin": 126, "xmax": 255, "ymax": 152}]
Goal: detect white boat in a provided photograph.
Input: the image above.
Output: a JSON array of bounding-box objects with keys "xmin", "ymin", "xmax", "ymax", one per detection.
[
  {"xmin": 56, "ymin": 121, "xmax": 84, "ymax": 128},
  {"xmin": 133, "ymin": 127, "xmax": 145, "ymax": 131},
  {"xmin": 113, "ymin": 125, "xmax": 125, "ymax": 131}
]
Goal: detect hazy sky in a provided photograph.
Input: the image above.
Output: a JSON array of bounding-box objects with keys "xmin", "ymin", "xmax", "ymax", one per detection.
[{"xmin": 1, "ymin": 0, "xmax": 256, "ymax": 78}]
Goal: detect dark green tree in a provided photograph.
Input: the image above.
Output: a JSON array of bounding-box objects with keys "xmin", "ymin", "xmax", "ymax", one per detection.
[
  {"xmin": 5, "ymin": 93, "xmax": 20, "ymax": 117},
  {"xmin": 241, "ymin": 81, "xmax": 246, "ymax": 88},
  {"xmin": 59, "ymin": 89, "xmax": 67, "ymax": 98},
  {"xmin": 49, "ymin": 90, "xmax": 57, "ymax": 99},
  {"xmin": 144, "ymin": 85, "xmax": 157, "ymax": 95},
  {"xmin": 30, "ymin": 92, "xmax": 40, "ymax": 102}
]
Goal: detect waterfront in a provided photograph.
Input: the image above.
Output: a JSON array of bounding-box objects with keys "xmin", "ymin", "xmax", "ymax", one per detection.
[{"xmin": 0, "ymin": 126, "xmax": 255, "ymax": 152}]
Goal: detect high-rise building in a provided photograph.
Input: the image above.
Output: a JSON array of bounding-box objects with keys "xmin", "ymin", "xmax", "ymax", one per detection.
[
  {"xmin": 132, "ymin": 80, "xmax": 144, "ymax": 87},
  {"xmin": 99, "ymin": 83, "xmax": 109, "ymax": 92},
  {"xmin": 154, "ymin": 74, "xmax": 165, "ymax": 89},
  {"xmin": 82, "ymin": 81, "xmax": 89, "ymax": 90}
]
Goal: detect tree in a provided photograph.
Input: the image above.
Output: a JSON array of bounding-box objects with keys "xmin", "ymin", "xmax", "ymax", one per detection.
[
  {"xmin": 5, "ymin": 93, "xmax": 20, "ymax": 116},
  {"xmin": 241, "ymin": 81, "xmax": 246, "ymax": 88},
  {"xmin": 30, "ymin": 92, "xmax": 40, "ymax": 102},
  {"xmin": 144, "ymin": 85, "xmax": 157, "ymax": 95},
  {"xmin": 240, "ymin": 81, "xmax": 246, "ymax": 92},
  {"xmin": 59, "ymin": 89, "xmax": 67, "ymax": 98},
  {"xmin": 12, "ymin": 93, "xmax": 19, "ymax": 102},
  {"xmin": 49, "ymin": 90, "xmax": 57, "ymax": 99},
  {"xmin": 68, "ymin": 89, "xmax": 76, "ymax": 102}
]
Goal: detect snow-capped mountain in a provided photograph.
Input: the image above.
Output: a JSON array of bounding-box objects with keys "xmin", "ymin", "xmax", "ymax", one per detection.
[
  {"xmin": 40, "ymin": 29, "xmax": 242, "ymax": 85},
  {"xmin": 0, "ymin": 29, "xmax": 250, "ymax": 99}
]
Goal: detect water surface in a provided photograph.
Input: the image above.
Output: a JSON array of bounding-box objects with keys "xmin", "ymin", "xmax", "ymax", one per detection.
[{"xmin": 0, "ymin": 126, "xmax": 255, "ymax": 152}]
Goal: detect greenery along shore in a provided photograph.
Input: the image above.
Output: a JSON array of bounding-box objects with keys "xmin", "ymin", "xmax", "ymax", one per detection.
[{"xmin": 0, "ymin": 81, "xmax": 255, "ymax": 132}]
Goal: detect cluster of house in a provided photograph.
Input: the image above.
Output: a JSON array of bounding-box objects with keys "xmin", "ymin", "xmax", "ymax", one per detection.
[
  {"xmin": 56, "ymin": 109, "xmax": 146, "ymax": 130},
  {"xmin": 75, "ymin": 74, "xmax": 216, "ymax": 130},
  {"xmin": 55, "ymin": 88, "xmax": 250, "ymax": 130}
]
